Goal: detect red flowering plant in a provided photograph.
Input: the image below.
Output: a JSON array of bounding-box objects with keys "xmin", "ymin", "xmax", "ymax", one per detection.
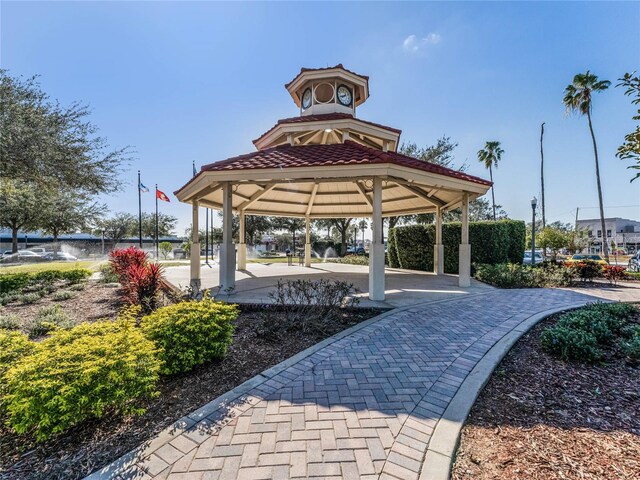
[
  {"xmin": 602, "ymin": 265, "xmax": 626, "ymax": 286},
  {"xmin": 570, "ymin": 260, "xmax": 602, "ymax": 283}
]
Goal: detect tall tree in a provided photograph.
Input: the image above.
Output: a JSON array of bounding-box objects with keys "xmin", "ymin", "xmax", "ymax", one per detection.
[
  {"xmin": 0, "ymin": 70, "xmax": 129, "ymax": 193},
  {"xmin": 97, "ymin": 212, "xmax": 136, "ymax": 248},
  {"xmin": 563, "ymin": 71, "xmax": 611, "ymax": 261},
  {"xmin": 271, "ymin": 217, "xmax": 306, "ymax": 250},
  {"xmin": 0, "ymin": 180, "xmax": 41, "ymax": 253},
  {"xmin": 138, "ymin": 212, "xmax": 177, "ymax": 241},
  {"xmin": 540, "ymin": 122, "xmax": 546, "ymax": 228},
  {"xmin": 39, "ymin": 189, "xmax": 104, "ymax": 247},
  {"xmin": 616, "ymin": 72, "xmax": 640, "ymax": 182},
  {"xmin": 358, "ymin": 219, "xmax": 368, "ymax": 244},
  {"xmin": 477, "ymin": 141, "xmax": 504, "ymax": 221}
]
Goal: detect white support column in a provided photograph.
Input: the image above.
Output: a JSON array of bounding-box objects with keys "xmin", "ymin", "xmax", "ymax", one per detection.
[
  {"xmin": 434, "ymin": 206, "xmax": 444, "ymax": 275},
  {"xmin": 237, "ymin": 210, "xmax": 247, "ymax": 270},
  {"xmin": 190, "ymin": 200, "xmax": 201, "ymax": 291},
  {"xmin": 219, "ymin": 182, "xmax": 236, "ymax": 290},
  {"xmin": 459, "ymin": 192, "xmax": 471, "ymax": 287},
  {"xmin": 369, "ymin": 177, "xmax": 385, "ymax": 301},
  {"xmin": 304, "ymin": 216, "xmax": 312, "ymax": 267}
]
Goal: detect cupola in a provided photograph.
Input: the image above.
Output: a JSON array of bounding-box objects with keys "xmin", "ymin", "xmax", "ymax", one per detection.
[{"xmin": 285, "ymin": 64, "xmax": 369, "ymax": 116}]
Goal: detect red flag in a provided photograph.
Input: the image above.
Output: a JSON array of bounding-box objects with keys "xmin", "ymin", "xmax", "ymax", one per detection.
[{"xmin": 156, "ymin": 189, "xmax": 170, "ymax": 202}]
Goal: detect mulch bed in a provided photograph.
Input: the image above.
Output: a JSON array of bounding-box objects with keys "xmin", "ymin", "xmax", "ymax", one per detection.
[
  {"xmin": 452, "ymin": 310, "xmax": 640, "ymax": 480},
  {"xmin": 0, "ymin": 302, "xmax": 382, "ymax": 480},
  {"xmin": 2, "ymin": 280, "xmax": 123, "ymax": 325}
]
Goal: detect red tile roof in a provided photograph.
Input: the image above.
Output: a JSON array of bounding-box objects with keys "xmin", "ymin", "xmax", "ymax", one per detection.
[
  {"xmin": 285, "ymin": 64, "xmax": 369, "ymax": 89},
  {"xmin": 183, "ymin": 141, "xmax": 491, "ymax": 190},
  {"xmin": 253, "ymin": 113, "xmax": 402, "ymax": 147}
]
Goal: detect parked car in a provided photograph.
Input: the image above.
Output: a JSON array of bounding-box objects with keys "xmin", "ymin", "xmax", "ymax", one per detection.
[
  {"xmin": 628, "ymin": 252, "xmax": 640, "ymax": 272},
  {"xmin": 41, "ymin": 252, "xmax": 78, "ymax": 262},
  {"xmin": 0, "ymin": 250, "xmax": 47, "ymax": 263},
  {"xmin": 30, "ymin": 247, "xmax": 47, "ymax": 255},
  {"xmin": 523, "ymin": 250, "xmax": 543, "ymax": 265},
  {"xmin": 565, "ymin": 254, "xmax": 608, "ymax": 266}
]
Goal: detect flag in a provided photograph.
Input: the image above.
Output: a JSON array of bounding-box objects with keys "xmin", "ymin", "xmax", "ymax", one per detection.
[
  {"xmin": 139, "ymin": 181, "xmax": 149, "ymax": 193},
  {"xmin": 193, "ymin": 161, "xmax": 197, "ymax": 177},
  {"xmin": 156, "ymin": 189, "xmax": 170, "ymax": 202}
]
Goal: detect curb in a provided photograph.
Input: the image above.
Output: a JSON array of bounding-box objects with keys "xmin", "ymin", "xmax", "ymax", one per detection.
[
  {"xmin": 418, "ymin": 300, "xmax": 596, "ymax": 480},
  {"xmin": 87, "ymin": 291, "xmax": 491, "ymax": 479}
]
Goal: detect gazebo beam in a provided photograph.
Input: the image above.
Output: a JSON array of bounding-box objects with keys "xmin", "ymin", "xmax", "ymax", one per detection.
[
  {"xmin": 184, "ymin": 183, "xmax": 222, "ymax": 203},
  {"xmin": 306, "ymin": 183, "xmax": 319, "ymax": 216},
  {"xmin": 354, "ymin": 181, "xmax": 373, "ymax": 208},
  {"xmin": 393, "ymin": 180, "xmax": 446, "ymax": 208},
  {"xmin": 237, "ymin": 184, "xmax": 277, "ymax": 211}
]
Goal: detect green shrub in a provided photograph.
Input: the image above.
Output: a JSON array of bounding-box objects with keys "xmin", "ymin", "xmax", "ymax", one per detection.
[
  {"xmin": 556, "ymin": 311, "xmax": 616, "ymax": 344},
  {"xmin": 620, "ymin": 333, "xmax": 640, "ymax": 360},
  {"xmin": 52, "ymin": 290, "xmax": 75, "ymax": 301},
  {"xmin": 333, "ymin": 254, "xmax": 369, "ymax": 266},
  {"xmin": 474, "ymin": 263, "xmax": 537, "ymax": 288},
  {"xmin": 0, "ymin": 315, "xmax": 21, "ymax": 330},
  {"xmin": 0, "ymin": 273, "xmax": 30, "ymax": 293},
  {"xmin": 141, "ymin": 297, "xmax": 238, "ymax": 375},
  {"xmin": 0, "ymin": 269, "xmax": 91, "ymax": 294},
  {"xmin": 68, "ymin": 283, "xmax": 86, "ymax": 291},
  {"xmin": 98, "ymin": 263, "xmax": 119, "ymax": 283},
  {"xmin": 19, "ymin": 292, "xmax": 41, "ymax": 305},
  {"xmin": 540, "ymin": 326, "xmax": 603, "ymax": 363},
  {"xmin": 389, "ymin": 220, "xmax": 526, "ymax": 273},
  {"xmin": 584, "ymin": 302, "xmax": 636, "ymax": 320},
  {"xmin": 24, "ymin": 305, "xmax": 73, "ymax": 338},
  {"xmin": 0, "ymin": 292, "xmax": 21, "ymax": 306},
  {"xmin": 386, "ymin": 229, "xmax": 399, "ymax": 268},
  {"xmin": 60, "ymin": 269, "xmax": 92, "ymax": 284},
  {"xmin": 0, "ymin": 331, "xmax": 35, "ymax": 402},
  {"xmin": 3, "ymin": 319, "xmax": 160, "ymax": 441}
]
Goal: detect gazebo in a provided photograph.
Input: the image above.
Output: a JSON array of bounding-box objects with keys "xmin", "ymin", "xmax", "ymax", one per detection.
[{"xmin": 175, "ymin": 65, "xmax": 491, "ymax": 301}]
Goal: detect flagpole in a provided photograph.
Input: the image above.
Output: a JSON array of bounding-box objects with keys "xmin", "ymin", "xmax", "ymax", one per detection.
[
  {"xmin": 155, "ymin": 184, "xmax": 159, "ymax": 259},
  {"xmin": 138, "ymin": 170, "xmax": 142, "ymax": 249}
]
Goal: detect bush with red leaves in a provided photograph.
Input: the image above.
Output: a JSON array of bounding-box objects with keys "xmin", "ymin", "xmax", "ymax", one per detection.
[
  {"xmin": 603, "ymin": 265, "xmax": 627, "ymax": 285},
  {"xmin": 109, "ymin": 247, "xmax": 164, "ymax": 312},
  {"xmin": 124, "ymin": 262, "xmax": 164, "ymax": 313},
  {"xmin": 109, "ymin": 247, "xmax": 148, "ymax": 284}
]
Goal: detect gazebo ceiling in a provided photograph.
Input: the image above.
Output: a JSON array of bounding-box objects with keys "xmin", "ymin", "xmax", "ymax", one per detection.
[{"xmin": 175, "ymin": 141, "xmax": 491, "ymax": 218}]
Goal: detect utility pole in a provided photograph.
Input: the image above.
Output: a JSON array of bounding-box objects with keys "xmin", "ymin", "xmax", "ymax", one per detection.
[
  {"xmin": 540, "ymin": 123, "xmax": 546, "ymax": 228},
  {"xmin": 137, "ymin": 170, "xmax": 143, "ymax": 248}
]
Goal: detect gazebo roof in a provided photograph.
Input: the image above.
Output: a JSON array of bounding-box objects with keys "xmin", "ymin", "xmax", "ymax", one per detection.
[
  {"xmin": 175, "ymin": 142, "xmax": 491, "ymax": 218},
  {"xmin": 196, "ymin": 141, "xmax": 488, "ymax": 186}
]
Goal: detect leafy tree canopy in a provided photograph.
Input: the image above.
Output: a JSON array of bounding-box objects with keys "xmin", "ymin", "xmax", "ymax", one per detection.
[{"xmin": 616, "ymin": 72, "xmax": 640, "ymax": 182}]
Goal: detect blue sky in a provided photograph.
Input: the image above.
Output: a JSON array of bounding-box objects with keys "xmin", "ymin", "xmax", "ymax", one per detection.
[{"xmin": 3, "ymin": 1, "xmax": 639, "ymax": 236}]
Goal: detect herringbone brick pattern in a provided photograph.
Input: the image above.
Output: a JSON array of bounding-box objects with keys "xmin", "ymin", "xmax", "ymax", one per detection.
[{"xmin": 122, "ymin": 289, "xmax": 591, "ymax": 479}]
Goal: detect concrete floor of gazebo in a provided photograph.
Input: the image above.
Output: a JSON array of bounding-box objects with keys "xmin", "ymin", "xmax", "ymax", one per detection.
[{"xmin": 163, "ymin": 262, "xmax": 495, "ymax": 308}]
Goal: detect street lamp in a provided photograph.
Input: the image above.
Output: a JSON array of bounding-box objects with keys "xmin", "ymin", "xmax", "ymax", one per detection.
[{"xmin": 531, "ymin": 197, "xmax": 537, "ymax": 263}]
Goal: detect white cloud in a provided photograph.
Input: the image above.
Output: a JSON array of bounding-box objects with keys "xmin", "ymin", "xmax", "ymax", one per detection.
[{"xmin": 402, "ymin": 33, "xmax": 441, "ymax": 53}]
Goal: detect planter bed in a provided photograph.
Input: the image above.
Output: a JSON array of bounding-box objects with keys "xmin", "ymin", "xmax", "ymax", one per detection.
[
  {"xmin": 0, "ymin": 301, "xmax": 383, "ymax": 480},
  {"xmin": 452, "ymin": 311, "xmax": 640, "ymax": 480}
]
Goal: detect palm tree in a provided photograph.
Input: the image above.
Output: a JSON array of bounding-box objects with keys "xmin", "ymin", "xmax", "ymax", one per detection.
[
  {"xmin": 563, "ymin": 71, "xmax": 611, "ymax": 262},
  {"xmin": 477, "ymin": 141, "xmax": 503, "ymax": 220}
]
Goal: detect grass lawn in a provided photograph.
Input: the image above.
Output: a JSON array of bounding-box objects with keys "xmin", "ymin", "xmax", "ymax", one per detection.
[{"xmin": 0, "ymin": 261, "xmax": 102, "ymax": 274}]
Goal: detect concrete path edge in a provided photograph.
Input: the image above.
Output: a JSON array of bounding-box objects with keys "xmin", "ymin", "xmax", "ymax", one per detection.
[
  {"xmin": 86, "ymin": 292, "xmax": 485, "ymax": 479},
  {"xmin": 418, "ymin": 301, "xmax": 598, "ymax": 480}
]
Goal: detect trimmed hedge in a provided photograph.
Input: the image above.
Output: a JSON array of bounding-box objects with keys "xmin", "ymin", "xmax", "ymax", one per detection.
[
  {"xmin": 0, "ymin": 269, "xmax": 92, "ymax": 293},
  {"xmin": 388, "ymin": 220, "xmax": 525, "ymax": 273}
]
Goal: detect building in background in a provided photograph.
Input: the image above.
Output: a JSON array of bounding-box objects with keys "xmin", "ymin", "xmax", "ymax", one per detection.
[{"xmin": 576, "ymin": 218, "xmax": 640, "ymax": 254}]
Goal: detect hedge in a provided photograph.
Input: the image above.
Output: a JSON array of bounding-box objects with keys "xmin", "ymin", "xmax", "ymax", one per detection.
[
  {"xmin": 0, "ymin": 269, "xmax": 92, "ymax": 293},
  {"xmin": 388, "ymin": 220, "xmax": 526, "ymax": 273}
]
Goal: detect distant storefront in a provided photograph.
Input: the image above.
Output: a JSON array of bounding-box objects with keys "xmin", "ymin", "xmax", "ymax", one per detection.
[{"xmin": 576, "ymin": 218, "xmax": 640, "ymax": 253}]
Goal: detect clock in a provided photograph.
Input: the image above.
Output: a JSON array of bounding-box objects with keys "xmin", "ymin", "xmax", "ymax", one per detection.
[
  {"xmin": 302, "ymin": 88, "xmax": 312, "ymax": 109},
  {"xmin": 337, "ymin": 85, "xmax": 352, "ymax": 106}
]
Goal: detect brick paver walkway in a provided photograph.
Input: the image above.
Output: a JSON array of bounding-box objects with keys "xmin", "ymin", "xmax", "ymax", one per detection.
[{"xmin": 105, "ymin": 289, "xmax": 598, "ymax": 480}]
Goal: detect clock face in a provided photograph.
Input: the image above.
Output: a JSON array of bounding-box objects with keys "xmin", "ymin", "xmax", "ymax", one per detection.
[
  {"xmin": 337, "ymin": 85, "xmax": 352, "ymax": 106},
  {"xmin": 302, "ymin": 88, "xmax": 312, "ymax": 109}
]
